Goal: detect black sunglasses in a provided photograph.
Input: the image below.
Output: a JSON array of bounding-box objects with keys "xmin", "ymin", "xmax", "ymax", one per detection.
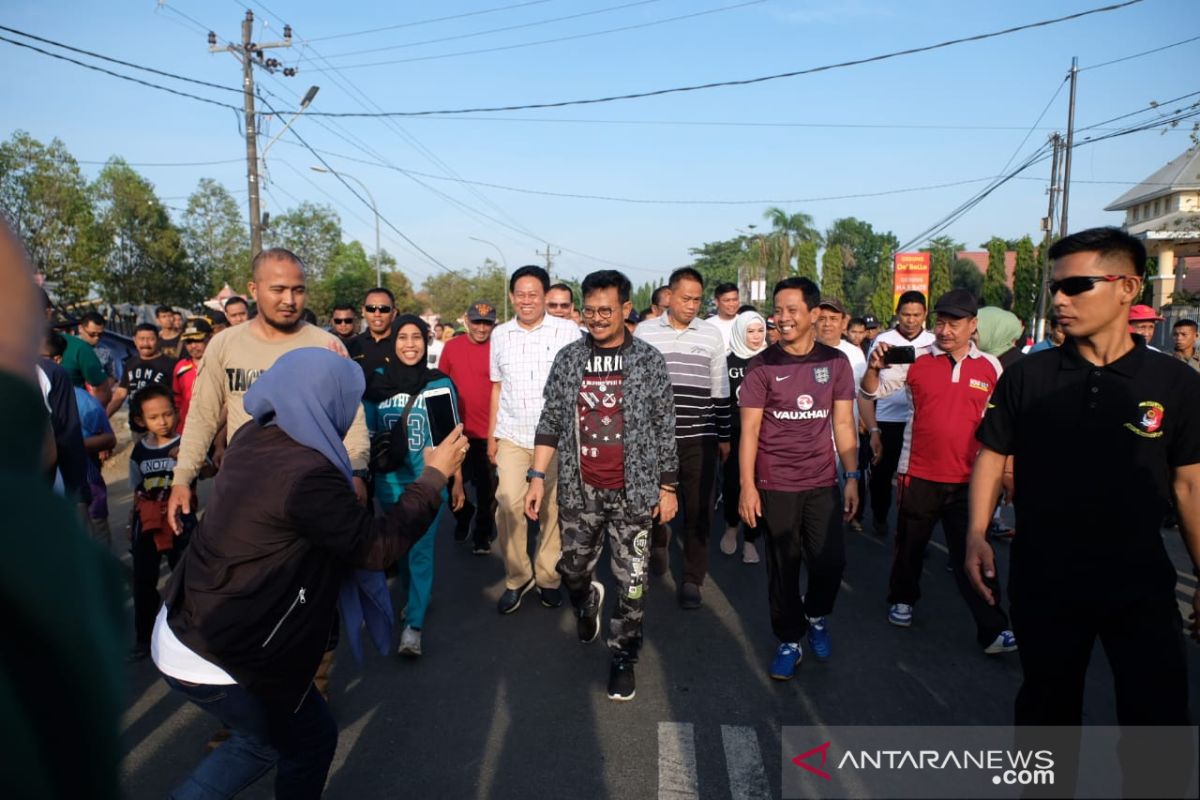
[
  {"xmin": 332, "ymin": 317, "xmax": 355, "ymax": 324},
  {"xmin": 1047, "ymin": 274, "xmax": 1130, "ymax": 297},
  {"xmin": 363, "ymin": 305, "xmax": 393, "ymax": 313}
]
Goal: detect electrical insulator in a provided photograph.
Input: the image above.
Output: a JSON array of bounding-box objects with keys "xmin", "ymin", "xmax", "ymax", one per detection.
[
  {"xmin": 283, "ymin": 24, "xmax": 292, "ymax": 39},
  {"xmin": 207, "ymin": 31, "xmax": 217, "ymax": 46},
  {"xmin": 255, "ymin": 49, "xmax": 264, "ymax": 60}
]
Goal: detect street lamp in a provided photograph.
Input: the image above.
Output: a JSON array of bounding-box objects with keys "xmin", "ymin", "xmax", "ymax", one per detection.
[
  {"xmin": 468, "ymin": 236, "xmax": 508, "ymax": 322},
  {"xmin": 261, "ymin": 85, "xmax": 320, "ymax": 162},
  {"xmin": 312, "ymin": 166, "xmax": 382, "ymax": 287}
]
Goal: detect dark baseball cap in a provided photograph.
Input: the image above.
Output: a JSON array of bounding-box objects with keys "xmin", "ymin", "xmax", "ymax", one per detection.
[
  {"xmin": 818, "ymin": 296, "xmax": 847, "ymax": 314},
  {"xmin": 863, "ymin": 315, "xmax": 880, "ymax": 329},
  {"xmin": 933, "ymin": 289, "xmax": 979, "ymax": 319},
  {"xmin": 466, "ymin": 300, "xmax": 497, "ymax": 323},
  {"xmin": 181, "ymin": 317, "xmax": 214, "ymax": 341}
]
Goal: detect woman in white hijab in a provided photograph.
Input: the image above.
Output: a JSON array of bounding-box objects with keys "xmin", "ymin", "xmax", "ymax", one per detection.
[{"xmin": 720, "ymin": 310, "xmax": 768, "ymax": 563}]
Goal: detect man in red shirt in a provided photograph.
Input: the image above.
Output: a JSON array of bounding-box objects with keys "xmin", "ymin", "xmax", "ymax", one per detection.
[
  {"xmin": 739, "ymin": 277, "xmax": 860, "ymax": 680},
  {"xmin": 439, "ymin": 300, "xmax": 499, "ymax": 554},
  {"xmin": 861, "ymin": 289, "xmax": 1016, "ymax": 654}
]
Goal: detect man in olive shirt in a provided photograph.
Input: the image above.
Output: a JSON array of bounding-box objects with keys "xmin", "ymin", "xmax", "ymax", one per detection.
[{"xmin": 168, "ymin": 248, "xmax": 371, "ymax": 524}]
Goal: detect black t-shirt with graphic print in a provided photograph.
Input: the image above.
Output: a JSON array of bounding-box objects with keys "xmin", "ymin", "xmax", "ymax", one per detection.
[{"xmin": 578, "ymin": 340, "xmax": 629, "ymax": 489}]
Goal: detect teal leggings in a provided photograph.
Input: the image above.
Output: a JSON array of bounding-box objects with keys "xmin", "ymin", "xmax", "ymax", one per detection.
[{"xmin": 395, "ymin": 504, "xmax": 444, "ymax": 629}]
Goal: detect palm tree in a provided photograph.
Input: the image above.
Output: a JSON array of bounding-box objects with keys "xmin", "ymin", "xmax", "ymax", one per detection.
[{"xmin": 762, "ymin": 207, "xmax": 823, "ymax": 287}]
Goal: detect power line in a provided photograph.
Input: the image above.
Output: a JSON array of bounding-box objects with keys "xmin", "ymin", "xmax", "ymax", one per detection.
[
  {"xmin": 254, "ymin": 94, "xmax": 455, "ymax": 275},
  {"xmin": 296, "ymin": 0, "xmax": 1143, "ymax": 113},
  {"xmin": 317, "ymin": 0, "xmax": 668, "ymax": 60},
  {"xmin": 304, "ymin": 1, "xmax": 763, "ymax": 71},
  {"xmin": 307, "ymin": 0, "xmax": 555, "ymax": 43},
  {"xmin": 0, "ymin": 34, "xmax": 242, "ymax": 110},
  {"xmin": 1080, "ymin": 34, "xmax": 1200, "ymax": 71}
]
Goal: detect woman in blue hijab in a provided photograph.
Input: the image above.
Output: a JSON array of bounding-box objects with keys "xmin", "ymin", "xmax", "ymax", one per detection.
[
  {"xmin": 363, "ymin": 314, "xmax": 464, "ymax": 657},
  {"xmin": 153, "ymin": 347, "xmax": 468, "ymax": 799}
]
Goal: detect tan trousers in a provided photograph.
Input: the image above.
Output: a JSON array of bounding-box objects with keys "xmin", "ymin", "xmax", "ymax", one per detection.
[{"xmin": 495, "ymin": 438, "xmax": 562, "ymax": 590}]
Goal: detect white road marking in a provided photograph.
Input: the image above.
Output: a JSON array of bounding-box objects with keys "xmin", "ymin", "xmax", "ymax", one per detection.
[
  {"xmin": 720, "ymin": 725, "xmax": 771, "ymax": 800},
  {"xmin": 658, "ymin": 722, "xmax": 699, "ymax": 800}
]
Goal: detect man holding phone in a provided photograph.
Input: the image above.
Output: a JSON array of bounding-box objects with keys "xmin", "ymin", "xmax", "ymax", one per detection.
[
  {"xmin": 861, "ymin": 289, "xmax": 1016, "ymax": 653},
  {"xmin": 525, "ymin": 270, "xmax": 678, "ymax": 701},
  {"xmin": 864, "ymin": 291, "xmax": 936, "ymax": 537}
]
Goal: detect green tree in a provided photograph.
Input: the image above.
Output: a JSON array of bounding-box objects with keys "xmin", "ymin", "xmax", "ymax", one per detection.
[
  {"xmin": 91, "ymin": 159, "xmax": 199, "ymax": 305},
  {"xmin": 420, "ymin": 263, "xmax": 508, "ymax": 323},
  {"xmin": 867, "ymin": 245, "xmax": 896, "ymax": 323},
  {"xmin": 631, "ymin": 280, "xmax": 658, "ymax": 311},
  {"xmin": 826, "ymin": 217, "xmax": 898, "ymax": 314},
  {"xmin": 1011, "ymin": 235, "xmax": 1039, "ymax": 323},
  {"xmin": 181, "ymin": 178, "xmax": 249, "ymax": 296},
  {"xmin": 982, "ymin": 237, "xmax": 1010, "ymax": 308},
  {"xmin": 317, "ymin": 241, "xmax": 375, "ymax": 314},
  {"xmin": 688, "ymin": 236, "xmax": 748, "ymax": 289},
  {"xmin": 951, "ymin": 257, "xmax": 984, "ymax": 298},
  {"xmin": 926, "ymin": 235, "xmax": 960, "ymax": 308},
  {"xmin": 820, "ymin": 245, "xmax": 845, "ymax": 301},
  {"xmin": 264, "ymin": 201, "xmax": 342, "ymax": 283},
  {"xmin": 378, "ymin": 250, "xmax": 424, "ymax": 315},
  {"xmin": 795, "ymin": 241, "xmax": 818, "ymax": 283},
  {"xmin": 0, "ymin": 131, "xmax": 103, "ymax": 302}
]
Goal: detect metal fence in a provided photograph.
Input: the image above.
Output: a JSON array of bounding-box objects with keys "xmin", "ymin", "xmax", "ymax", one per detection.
[{"xmin": 1156, "ymin": 304, "xmax": 1200, "ymax": 350}]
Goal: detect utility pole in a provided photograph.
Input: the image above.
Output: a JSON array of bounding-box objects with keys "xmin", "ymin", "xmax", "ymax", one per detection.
[
  {"xmin": 1059, "ymin": 57, "xmax": 1079, "ymax": 237},
  {"xmin": 536, "ymin": 244, "xmax": 560, "ymax": 273},
  {"xmin": 210, "ymin": 11, "xmax": 294, "ymax": 258},
  {"xmin": 1034, "ymin": 133, "xmax": 1063, "ymax": 340}
]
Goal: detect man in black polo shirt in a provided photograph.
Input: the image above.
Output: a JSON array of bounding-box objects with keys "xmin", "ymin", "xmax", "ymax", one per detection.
[
  {"xmin": 967, "ymin": 226, "xmax": 1200, "ymax": 725},
  {"xmin": 354, "ymin": 287, "xmax": 397, "ymax": 382}
]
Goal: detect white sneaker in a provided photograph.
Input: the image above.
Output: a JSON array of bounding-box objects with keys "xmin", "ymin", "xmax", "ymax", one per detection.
[
  {"xmin": 397, "ymin": 626, "xmax": 422, "ymax": 657},
  {"xmin": 719, "ymin": 526, "xmax": 738, "ymax": 556},
  {"xmin": 742, "ymin": 541, "xmax": 760, "ymax": 564},
  {"xmin": 983, "ymin": 630, "xmax": 1018, "ymax": 654}
]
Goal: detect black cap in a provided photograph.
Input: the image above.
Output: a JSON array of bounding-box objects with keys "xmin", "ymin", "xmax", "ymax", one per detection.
[
  {"xmin": 181, "ymin": 317, "xmax": 213, "ymax": 341},
  {"xmin": 863, "ymin": 315, "xmax": 880, "ymax": 329},
  {"xmin": 466, "ymin": 300, "xmax": 497, "ymax": 323},
  {"xmin": 933, "ymin": 289, "xmax": 978, "ymax": 319}
]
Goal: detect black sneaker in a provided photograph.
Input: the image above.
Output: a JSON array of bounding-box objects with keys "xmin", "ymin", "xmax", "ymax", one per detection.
[
  {"xmin": 607, "ymin": 657, "xmax": 636, "ymax": 701},
  {"xmin": 679, "ymin": 581, "xmax": 702, "ymax": 610},
  {"xmin": 577, "ymin": 581, "xmax": 606, "ymax": 643},
  {"xmin": 497, "ymin": 579, "xmax": 534, "ymax": 615},
  {"xmin": 539, "ymin": 586, "xmax": 564, "ymax": 608}
]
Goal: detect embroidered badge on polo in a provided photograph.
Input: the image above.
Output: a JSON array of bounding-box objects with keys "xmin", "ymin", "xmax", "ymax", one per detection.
[
  {"xmin": 813, "ymin": 366, "xmax": 830, "ymax": 384},
  {"xmin": 1124, "ymin": 400, "xmax": 1165, "ymax": 438}
]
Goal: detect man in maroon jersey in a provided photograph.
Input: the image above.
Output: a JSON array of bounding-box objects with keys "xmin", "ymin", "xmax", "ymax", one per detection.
[{"xmin": 738, "ymin": 277, "xmax": 860, "ymax": 681}]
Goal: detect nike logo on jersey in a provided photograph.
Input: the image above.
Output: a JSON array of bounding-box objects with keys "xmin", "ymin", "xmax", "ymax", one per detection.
[{"xmin": 775, "ymin": 375, "xmax": 791, "ymax": 382}]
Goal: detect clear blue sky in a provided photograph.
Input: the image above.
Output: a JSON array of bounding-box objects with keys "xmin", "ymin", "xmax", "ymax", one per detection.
[{"xmin": 3, "ymin": 0, "xmax": 1198, "ymax": 287}]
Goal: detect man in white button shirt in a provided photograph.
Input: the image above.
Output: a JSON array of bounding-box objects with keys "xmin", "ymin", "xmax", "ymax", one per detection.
[
  {"xmin": 489, "ymin": 265, "xmax": 583, "ymax": 614},
  {"xmin": 706, "ymin": 282, "xmax": 740, "ymax": 353},
  {"xmin": 863, "ymin": 291, "xmax": 936, "ymax": 537}
]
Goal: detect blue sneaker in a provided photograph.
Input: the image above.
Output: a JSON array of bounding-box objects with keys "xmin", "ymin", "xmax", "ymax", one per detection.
[
  {"xmin": 983, "ymin": 630, "xmax": 1018, "ymax": 654},
  {"xmin": 888, "ymin": 603, "xmax": 913, "ymax": 627},
  {"xmin": 806, "ymin": 616, "xmax": 831, "ymax": 662},
  {"xmin": 769, "ymin": 642, "xmax": 802, "ymax": 680}
]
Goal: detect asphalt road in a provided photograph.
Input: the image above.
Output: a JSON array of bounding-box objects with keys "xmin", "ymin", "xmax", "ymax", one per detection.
[{"xmin": 113, "ymin": 464, "xmax": 1200, "ymax": 799}]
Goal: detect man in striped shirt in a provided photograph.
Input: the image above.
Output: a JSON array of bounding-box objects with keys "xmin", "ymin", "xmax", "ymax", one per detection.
[{"xmin": 635, "ymin": 267, "xmax": 731, "ymax": 608}]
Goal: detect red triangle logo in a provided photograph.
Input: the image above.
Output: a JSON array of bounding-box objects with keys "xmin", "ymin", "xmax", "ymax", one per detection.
[{"xmin": 791, "ymin": 741, "xmax": 833, "ymax": 781}]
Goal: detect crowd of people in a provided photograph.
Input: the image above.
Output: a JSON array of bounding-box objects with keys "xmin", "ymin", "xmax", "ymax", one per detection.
[{"xmin": 19, "ymin": 224, "xmax": 1200, "ymax": 798}]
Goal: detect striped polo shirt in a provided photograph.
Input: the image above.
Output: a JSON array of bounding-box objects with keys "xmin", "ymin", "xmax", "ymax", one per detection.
[{"xmin": 635, "ymin": 313, "xmax": 730, "ymax": 442}]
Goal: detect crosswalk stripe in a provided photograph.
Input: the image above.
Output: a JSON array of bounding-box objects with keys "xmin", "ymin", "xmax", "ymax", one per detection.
[
  {"xmin": 720, "ymin": 725, "xmax": 772, "ymax": 800},
  {"xmin": 658, "ymin": 722, "xmax": 699, "ymax": 800}
]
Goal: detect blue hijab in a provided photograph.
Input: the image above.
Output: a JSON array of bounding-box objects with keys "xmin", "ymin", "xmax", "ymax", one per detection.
[{"xmin": 243, "ymin": 347, "xmax": 365, "ymax": 484}]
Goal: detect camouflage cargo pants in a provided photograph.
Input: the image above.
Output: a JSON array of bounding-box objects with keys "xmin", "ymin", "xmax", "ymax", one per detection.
[{"xmin": 556, "ymin": 483, "xmax": 653, "ymax": 659}]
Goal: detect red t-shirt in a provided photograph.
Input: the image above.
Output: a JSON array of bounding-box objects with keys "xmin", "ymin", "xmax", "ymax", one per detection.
[
  {"xmin": 438, "ymin": 335, "xmax": 492, "ymax": 440},
  {"xmin": 172, "ymin": 358, "xmax": 199, "ymax": 433},
  {"xmin": 578, "ymin": 343, "xmax": 626, "ymax": 489},
  {"xmin": 897, "ymin": 349, "xmax": 1002, "ymax": 484},
  {"xmin": 739, "ymin": 342, "xmax": 855, "ymax": 492}
]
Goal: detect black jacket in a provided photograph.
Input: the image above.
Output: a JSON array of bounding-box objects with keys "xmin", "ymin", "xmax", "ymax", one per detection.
[{"xmin": 163, "ymin": 422, "xmax": 445, "ymax": 711}]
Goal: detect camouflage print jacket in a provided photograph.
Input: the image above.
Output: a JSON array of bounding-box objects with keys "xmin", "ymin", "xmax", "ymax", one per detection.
[{"xmin": 534, "ymin": 335, "xmax": 678, "ymax": 513}]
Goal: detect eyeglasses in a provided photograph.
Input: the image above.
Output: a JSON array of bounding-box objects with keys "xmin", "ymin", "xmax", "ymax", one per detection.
[
  {"xmin": 332, "ymin": 317, "xmax": 355, "ymax": 324},
  {"xmin": 1048, "ymin": 275, "xmax": 1129, "ymax": 297},
  {"xmin": 363, "ymin": 305, "xmax": 393, "ymax": 313},
  {"xmin": 581, "ymin": 306, "xmax": 616, "ymax": 320},
  {"xmin": 547, "ymin": 302, "xmax": 574, "ymax": 309}
]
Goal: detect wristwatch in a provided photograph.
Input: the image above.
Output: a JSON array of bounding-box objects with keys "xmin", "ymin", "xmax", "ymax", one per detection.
[
  {"xmin": 868, "ymin": 427, "xmax": 882, "ymax": 434},
  {"xmin": 352, "ymin": 469, "xmax": 370, "ymax": 480},
  {"xmin": 843, "ymin": 470, "xmax": 863, "ymax": 481},
  {"xmin": 526, "ymin": 469, "xmax": 546, "ymax": 482}
]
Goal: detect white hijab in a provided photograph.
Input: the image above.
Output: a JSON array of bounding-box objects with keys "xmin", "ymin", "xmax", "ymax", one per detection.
[{"xmin": 730, "ymin": 310, "xmax": 767, "ymax": 360}]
